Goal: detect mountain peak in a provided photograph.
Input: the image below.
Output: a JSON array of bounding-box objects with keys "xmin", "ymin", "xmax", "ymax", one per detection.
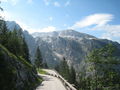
[
  {"xmin": 6, "ymin": 21, "xmax": 22, "ymax": 31},
  {"xmin": 32, "ymin": 29, "xmax": 96, "ymax": 39}
]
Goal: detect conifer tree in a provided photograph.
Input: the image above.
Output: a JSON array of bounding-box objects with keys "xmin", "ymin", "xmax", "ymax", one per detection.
[
  {"xmin": 69, "ymin": 66, "xmax": 76, "ymax": 84},
  {"xmin": 80, "ymin": 44, "xmax": 120, "ymax": 90},
  {"xmin": 22, "ymin": 38, "xmax": 31, "ymax": 63},
  {"xmin": 0, "ymin": 20, "xmax": 9, "ymax": 46},
  {"xmin": 42, "ymin": 60, "xmax": 48, "ymax": 68},
  {"xmin": 59, "ymin": 57, "xmax": 70, "ymax": 81},
  {"xmin": 35, "ymin": 47, "xmax": 43, "ymax": 68}
]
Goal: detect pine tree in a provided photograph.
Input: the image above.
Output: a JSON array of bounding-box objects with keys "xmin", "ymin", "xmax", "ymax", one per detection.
[
  {"xmin": 42, "ymin": 60, "xmax": 48, "ymax": 68},
  {"xmin": 69, "ymin": 66, "xmax": 76, "ymax": 85},
  {"xmin": 0, "ymin": 20, "xmax": 9, "ymax": 46},
  {"xmin": 55, "ymin": 64, "xmax": 60, "ymax": 72},
  {"xmin": 59, "ymin": 57, "xmax": 70, "ymax": 81},
  {"xmin": 35, "ymin": 47, "xmax": 43, "ymax": 68},
  {"xmin": 83, "ymin": 44, "xmax": 120, "ymax": 90},
  {"xmin": 7, "ymin": 29, "xmax": 22, "ymax": 56},
  {"xmin": 22, "ymin": 38, "xmax": 31, "ymax": 63}
]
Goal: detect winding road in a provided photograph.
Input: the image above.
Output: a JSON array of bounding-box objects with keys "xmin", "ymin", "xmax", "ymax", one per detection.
[{"xmin": 36, "ymin": 69, "xmax": 67, "ymax": 90}]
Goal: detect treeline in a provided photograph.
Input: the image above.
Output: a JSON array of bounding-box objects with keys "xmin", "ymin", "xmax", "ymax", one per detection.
[
  {"xmin": 34, "ymin": 47, "xmax": 48, "ymax": 69},
  {"xmin": 0, "ymin": 19, "xmax": 48, "ymax": 69},
  {"xmin": 78, "ymin": 44, "xmax": 120, "ymax": 90},
  {"xmin": 0, "ymin": 4, "xmax": 46, "ymax": 89},
  {"xmin": 0, "ymin": 7, "xmax": 43, "ymax": 89},
  {"xmin": 0, "ymin": 20, "xmax": 31, "ymax": 63},
  {"xmin": 55, "ymin": 57, "xmax": 78, "ymax": 88},
  {"xmin": 55, "ymin": 44, "xmax": 120, "ymax": 90},
  {"xmin": 0, "ymin": 4, "xmax": 46, "ymax": 68}
]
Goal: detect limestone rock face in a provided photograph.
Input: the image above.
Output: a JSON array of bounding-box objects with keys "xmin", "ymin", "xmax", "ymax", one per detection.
[{"xmin": 32, "ymin": 30, "xmax": 120, "ymax": 71}]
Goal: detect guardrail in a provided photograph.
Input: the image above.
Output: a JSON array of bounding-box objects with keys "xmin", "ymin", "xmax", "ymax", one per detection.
[{"xmin": 47, "ymin": 70, "xmax": 77, "ymax": 90}]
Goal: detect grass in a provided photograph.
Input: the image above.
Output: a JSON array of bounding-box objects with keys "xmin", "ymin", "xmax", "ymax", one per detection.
[
  {"xmin": 37, "ymin": 68, "xmax": 47, "ymax": 74},
  {"xmin": 0, "ymin": 44, "xmax": 32, "ymax": 68}
]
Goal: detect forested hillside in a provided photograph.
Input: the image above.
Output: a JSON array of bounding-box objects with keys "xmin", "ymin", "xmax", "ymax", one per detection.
[
  {"xmin": 55, "ymin": 44, "xmax": 120, "ymax": 90},
  {"xmin": 78, "ymin": 44, "xmax": 120, "ymax": 90},
  {"xmin": 0, "ymin": 18, "xmax": 42, "ymax": 90}
]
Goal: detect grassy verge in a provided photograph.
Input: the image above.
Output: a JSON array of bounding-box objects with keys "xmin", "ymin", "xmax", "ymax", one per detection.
[
  {"xmin": 0, "ymin": 44, "xmax": 32, "ymax": 68},
  {"xmin": 37, "ymin": 68, "xmax": 47, "ymax": 74}
]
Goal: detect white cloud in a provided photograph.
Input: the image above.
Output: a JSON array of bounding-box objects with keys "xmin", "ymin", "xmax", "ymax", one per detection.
[
  {"xmin": 1, "ymin": 11, "xmax": 31, "ymax": 32},
  {"xmin": 40, "ymin": 26, "xmax": 56, "ymax": 32},
  {"xmin": 94, "ymin": 25, "xmax": 120, "ymax": 43},
  {"xmin": 27, "ymin": 0, "xmax": 33, "ymax": 4},
  {"xmin": 71, "ymin": 14, "xmax": 113, "ymax": 29},
  {"xmin": 1, "ymin": 11, "xmax": 56, "ymax": 33},
  {"xmin": 43, "ymin": 0, "xmax": 69, "ymax": 7},
  {"xmin": 63, "ymin": 24, "xmax": 67, "ymax": 27},
  {"xmin": 54, "ymin": 1, "xmax": 60, "ymax": 7},
  {"xmin": 0, "ymin": 0, "xmax": 8, "ymax": 2},
  {"xmin": 10, "ymin": 19, "xmax": 56, "ymax": 33},
  {"xmin": 49, "ymin": 16, "xmax": 53, "ymax": 21},
  {"xmin": 1, "ymin": 0, "xmax": 19, "ymax": 5},
  {"xmin": 0, "ymin": 11, "xmax": 12, "ymax": 20},
  {"xmin": 1, "ymin": 0, "xmax": 33, "ymax": 5},
  {"xmin": 101, "ymin": 32, "xmax": 120, "ymax": 43},
  {"xmin": 13, "ymin": 21, "xmax": 56, "ymax": 33},
  {"xmin": 16, "ymin": 20, "xmax": 32, "ymax": 31},
  {"xmin": 70, "ymin": 13, "xmax": 120, "ymax": 43},
  {"xmin": 65, "ymin": 0, "xmax": 70, "ymax": 6},
  {"xmin": 43, "ymin": 0, "xmax": 50, "ymax": 5},
  {"xmin": 28, "ymin": 26, "xmax": 56, "ymax": 33}
]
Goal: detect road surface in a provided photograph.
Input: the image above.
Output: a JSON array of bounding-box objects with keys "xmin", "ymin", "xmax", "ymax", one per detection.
[{"xmin": 36, "ymin": 70, "xmax": 67, "ymax": 90}]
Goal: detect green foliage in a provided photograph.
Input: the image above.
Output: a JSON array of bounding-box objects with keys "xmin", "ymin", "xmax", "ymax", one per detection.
[
  {"xmin": 0, "ymin": 44, "xmax": 42, "ymax": 90},
  {"xmin": 35, "ymin": 47, "xmax": 43, "ymax": 68},
  {"xmin": 0, "ymin": 47, "xmax": 16, "ymax": 90},
  {"xmin": 22, "ymin": 38, "xmax": 31, "ymax": 63},
  {"xmin": 78, "ymin": 44, "xmax": 120, "ymax": 90},
  {"xmin": 42, "ymin": 60, "xmax": 48, "ymax": 69},
  {"xmin": 55, "ymin": 57, "xmax": 77, "ymax": 87},
  {"xmin": 59, "ymin": 58, "xmax": 71, "ymax": 81},
  {"xmin": 0, "ymin": 20, "xmax": 9, "ymax": 46},
  {"xmin": 0, "ymin": 12, "xmax": 41, "ymax": 90},
  {"xmin": 0, "ymin": 20, "xmax": 31, "ymax": 63},
  {"xmin": 69, "ymin": 66, "xmax": 76, "ymax": 84},
  {"xmin": 0, "ymin": 44, "xmax": 32, "ymax": 68},
  {"xmin": 37, "ymin": 68, "xmax": 47, "ymax": 74}
]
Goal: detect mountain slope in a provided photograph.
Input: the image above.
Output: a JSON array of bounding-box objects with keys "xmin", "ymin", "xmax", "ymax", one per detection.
[
  {"xmin": 32, "ymin": 30, "xmax": 120, "ymax": 71},
  {"xmin": 0, "ymin": 44, "xmax": 41, "ymax": 90},
  {"xmin": 6, "ymin": 21, "xmax": 22, "ymax": 31},
  {"xmin": 6, "ymin": 21, "xmax": 120, "ymax": 72},
  {"xmin": 23, "ymin": 30, "xmax": 37, "ymax": 63},
  {"xmin": 5, "ymin": 21, "xmax": 37, "ymax": 63}
]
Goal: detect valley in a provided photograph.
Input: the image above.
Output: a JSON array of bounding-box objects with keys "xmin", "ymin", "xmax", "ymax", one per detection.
[
  {"xmin": 1, "ymin": 0, "xmax": 120, "ymax": 89},
  {"xmin": 0, "ymin": 11, "xmax": 120, "ymax": 90}
]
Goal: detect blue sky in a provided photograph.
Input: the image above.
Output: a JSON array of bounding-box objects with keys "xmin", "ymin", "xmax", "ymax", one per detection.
[{"xmin": 1, "ymin": 0, "xmax": 120, "ymax": 43}]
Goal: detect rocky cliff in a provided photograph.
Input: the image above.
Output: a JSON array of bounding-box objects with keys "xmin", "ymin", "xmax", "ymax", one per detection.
[{"xmin": 32, "ymin": 30, "xmax": 120, "ymax": 71}]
